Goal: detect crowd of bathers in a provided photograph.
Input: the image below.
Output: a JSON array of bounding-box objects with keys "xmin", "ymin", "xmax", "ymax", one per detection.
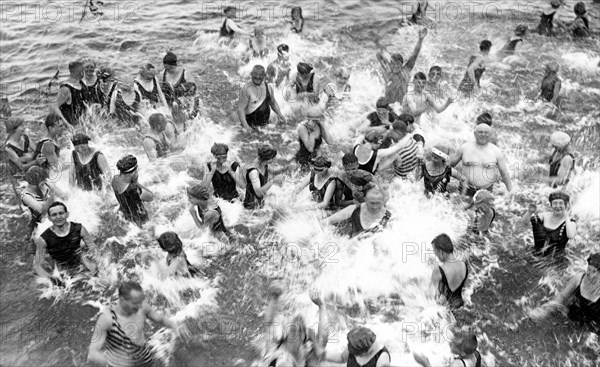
[{"xmin": 1, "ymin": 1, "xmax": 598, "ymax": 366}]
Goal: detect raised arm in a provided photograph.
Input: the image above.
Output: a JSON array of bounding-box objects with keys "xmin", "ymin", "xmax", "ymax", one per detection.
[
  {"xmin": 404, "ymin": 28, "xmax": 428, "ymax": 72},
  {"xmin": 426, "ymin": 92, "xmax": 453, "ymax": 113},
  {"xmin": 145, "ymin": 303, "xmax": 178, "ymax": 330},
  {"xmin": 226, "ymin": 18, "xmax": 252, "ymax": 36}
]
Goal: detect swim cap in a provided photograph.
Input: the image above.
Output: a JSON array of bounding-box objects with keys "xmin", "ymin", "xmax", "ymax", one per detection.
[
  {"xmin": 546, "ymin": 61, "xmax": 559, "ymax": 72},
  {"xmin": 342, "ymin": 153, "xmax": 358, "ymax": 167},
  {"xmin": 157, "ymin": 231, "xmax": 183, "ymax": 254},
  {"xmin": 99, "ymin": 67, "xmax": 113, "ymax": 80},
  {"xmin": 574, "ymin": 2, "xmax": 586, "ymax": 15},
  {"xmin": 431, "ymin": 145, "xmax": 450, "ymax": 161},
  {"xmin": 515, "ymin": 24, "xmax": 528, "ymax": 36},
  {"xmin": 548, "ymin": 191, "xmax": 570, "ymax": 204},
  {"xmin": 117, "ymin": 154, "xmax": 138, "ymax": 173},
  {"xmin": 24, "ymin": 166, "xmax": 48, "ymax": 185},
  {"xmin": 297, "ymin": 62, "xmax": 313, "ymax": 75},
  {"xmin": 312, "ymin": 155, "xmax": 331, "ymax": 168},
  {"xmin": 375, "ymin": 97, "xmax": 389, "ymax": 109},
  {"xmin": 4, "ymin": 116, "xmax": 24, "ymax": 135},
  {"xmin": 364, "ymin": 130, "xmax": 384, "ymax": 144},
  {"xmin": 347, "ymin": 327, "xmax": 376, "ymax": 356},
  {"xmin": 588, "ymin": 253, "xmax": 600, "ymax": 270},
  {"xmin": 71, "ymin": 133, "xmax": 91, "ymax": 146},
  {"xmin": 474, "ymin": 123, "xmax": 492, "ymax": 133},
  {"xmin": 45, "ymin": 114, "xmax": 61, "ymax": 129},
  {"xmin": 211, "ymin": 143, "xmax": 229, "ymax": 155},
  {"xmin": 258, "ymin": 144, "xmax": 277, "ymax": 161},
  {"xmin": 163, "ymin": 52, "xmax": 177, "ymax": 66},
  {"xmin": 277, "ymin": 44, "xmax": 289, "ymax": 54},
  {"xmin": 476, "ymin": 112, "xmax": 492, "ymax": 126},
  {"xmin": 187, "ymin": 182, "xmax": 211, "ymax": 200},
  {"xmin": 550, "ymin": 131, "xmax": 570, "ymax": 148},
  {"xmin": 473, "ymin": 190, "xmax": 494, "ymax": 205}
]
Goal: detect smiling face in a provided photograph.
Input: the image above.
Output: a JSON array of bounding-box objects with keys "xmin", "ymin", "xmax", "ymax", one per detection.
[
  {"xmin": 140, "ymin": 66, "xmax": 155, "ymax": 80},
  {"xmin": 376, "ymin": 108, "xmax": 389, "ymax": 121},
  {"xmin": 550, "ymin": 199, "xmax": 567, "ymax": 214},
  {"xmin": 83, "ymin": 62, "xmax": 95, "ymax": 77},
  {"xmin": 251, "ymin": 69, "xmax": 266, "ymax": 86},
  {"xmin": 474, "ymin": 128, "xmax": 491, "ymax": 145},
  {"xmin": 428, "ymin": 68, "xmax": 442, "ymax": 84},
  {"xmin": 48, "ymin": 205, "xmax": 69, "ymax": 227},
  {"xmin": 365, "ymin": 190, "xmax": 384, "ymax": 213}
]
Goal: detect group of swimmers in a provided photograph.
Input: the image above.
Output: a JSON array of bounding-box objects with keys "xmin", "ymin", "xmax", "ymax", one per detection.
[{"xmin": 1, "ymin": 1, "xmax": 598, "ymax": 366}]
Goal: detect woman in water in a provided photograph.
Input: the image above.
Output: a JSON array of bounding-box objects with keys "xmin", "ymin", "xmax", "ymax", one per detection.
[
  {"xmin": 132, "ymin": 63, "xmax": 168, "ymax": 111},
  {"xmin": 414, "ymin": 331, "xmax": 482, "ymax": 367},
  {"xmin": 322, "ymin": 326, "xmax": 391, "ymax": 366},
  {"xmin": 322, "ymin": 186, "xmax": 391, "ymax": 238},
  {"xmin": 430, "ymin": 233, "xmax": 468, "ymax": 310},
  {"xmin": 97, "ymin": 67, "xmax": 141, "ymax": 126},
  {"xmin": 293, "ymin": 155, "xmax": 345, "ymax": 210},
  {"xmin": 547, "ymin": 131, "xmax": 574, "ymax": 187},
  {"xmin": 538, "ymin": 61, "xmax": 561, "ymax": 106},
  {"xmin": 143, "ymin": 113, "xmax": 173, "ymax": 161},
  {"xmin": 289, "ymin": 6, "xmax": 304, "ymax": 33},
  {"xmin": 501, "ymin": 24, "xmax": 528, "ymax": 54},
  {"xmin": 203, "ymin": 143, "xmax": 245, "ymax": 202},
  {"xmin": 81, "ymin": 58, "xmax": 103, "ymax": 105},
  {"xmin": 352, "ymin": 129, "xmax": 411, "ymax": 175},
  {"xmin": 458, "ymin": 40, "xmax": 492, "ymax": 96},
  {"xmin": 69, "ymin": 133, "xmax": 111, "ymax": 191},
  {"xmin": 536, "ymin": 0, "xmax": 562, "ymax": 36},
  {"xmin": 466, "ymin": 190, "xmax": 496, "ymax": 236},
  {"xmin": 321, "ymin": 67, "xmax": 351, "ymax": 111},
  {"xmin": 187, "ymin": 182, "xmax": 231, "ymax": 242},
  {"xmin": 248, "ymin": 27, "xmax": 269, "ymax": 58},
  {"xmin": 562, "ymin": 2, "xmax": 590, "ymax": 38},
  {"xmin": 266, "ymin": 44, "xmax": 292, "ymax": 87},
  {"xmin": 219, "ymin": 6, "xmax": 253, "ymax": 42},
  {"xmin": 243, "ymin": 145, "xmax": 289, "ymax": 210},
  {"xmin": 518, "ymin": 191, "xmax": 577, "ymax": 259},
  {"xmin": 156, "ymin": 231, "xmax": 203, "ymax": 277},
  {"xmin": 295, "ymin": 119, "xmax": 333, "ymax": 170},
  {"xmin": 414, "ymin": 144, "xmax": 468, "ymax": 197}
]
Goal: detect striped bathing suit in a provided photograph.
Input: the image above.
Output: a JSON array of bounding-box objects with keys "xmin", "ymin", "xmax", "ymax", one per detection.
[{"xmin": 105, "ymin": 308, "xmax": 154, "ymax": 367}]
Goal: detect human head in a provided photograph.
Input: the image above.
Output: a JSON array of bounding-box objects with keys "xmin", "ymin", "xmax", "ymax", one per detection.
[
  {"xmin": 550, "ymin": 0, "xmax": 562, "ymax": 9},
  {"xmin": 311, "ymin": 155, "xmax": 332, "ymax": 173},
  {"xmin": 211, "ymin": 143, "xmax": 229, "ymax": 164},
  {"xmin": 432, "ymin": 233, "xmax": 454, "ymax": 257},
  {"xmin": 291, "ymin": 6, "xmax": 303, "ymax": 20},
  {"xmin": 574, "ymin": 2, "xmax": 586, "ymax": 16},
  {"xmin": 451, "ymin": 332, "xmax": 478, "ymax": 358},
  {"xmin": 251, "ymin": 65, "xmax": 266, "ymax": 86},
  {"xmin": 364, "ymin": 130, "xmax": 384, "ymax": 148},
  {"xmin": 24, "ymin": 166, "xmax": 48, "ymax": 186},
  {"xmin": 546, "ymin": 61, "xmax": 559, "ymax": 74},
  {"xmin": 4, "ymin": 116, "xmax": 24, "ymax": 135},
  {"xmin": 391, "ymin": 120, "xmax": 408, "ymax": 140},
  {"xmin": 224, "ymin": 6, "xmax": 237, "ymax": 16},
  {"xmin": 117, "ymin": 155, "xmax": 138, "ymax": 180},
  {"xmin": 430, "ymin": 144, "xmax": 450, "ymax": 163},
  {"xmin": 397, "ymin": 113, "xmax": 415, "ymax": 127},
  {"xmin": 428, "ymin": 66, "xmax": 442, "ymax": 84},
  {"xmin": 81, "ymin": 58, "xmax": 96, "ymax": 77},
  {"xmin": 163, "ymin": 51, "xmax": 178, "ymax": 71},
  {"xmin": 297, "ymin": 62, "xmax": 313, "ymax": 76},
  {"xmin": 118, "ymin": 281, "xmax": 145, "ymax": 314},
  {"xmin": 45, "ymin": 114, "xmax": 62, "ymax": 134},
  {"xmin": 187, "ymin": 182, "xmax": 211, "ymax": 205},
  {"xmin": 476, "ymin": 112, "xmax": 492, "ymax": 126},
  {"xmin": 474, "ymin": 123, "xmax": 492, "ymax": 145},
  {"xmin": 587, "ymin": 253, "xmax": 600, "ymax": 276},
  {"xmin": 515, "ymin": 24, "xmax": 528, "ymax": 37},
  {"xmin": 347, "ymin": 326, "xmax": 376, "ymax": 356},
  {"xmin": 550, "ymin": 131, "xmax": 570, "ymax": 150},
  {"xmin": 335, "ymin": 67, "xmax": 350, "ymax": 82},
  {"xmin": 364, "ymin": 187, "xmax": 385, "ymax": 213},
  {"xmin": 157, "ymin": 231, "xmax": 183, "ymax": 255},
  {"xmin": 375, "ymin": 98, "xmax": 389, "ymax": 120},
  {"xmin": 277, "ymin": 44, "xmax": 290, "ymax": 61},
  {"xmin": 281, "ymin": 314, "xmax": 308, "ymax": 349},
  {"xmin": 258, "ymin": 144, "xmax": 277, "ymax": 162},
  {"xmin": 413, "ymin": 72, "xmax": 427, "ymax": 91},
  {"xmin": 98, "ymin": 67, "xmax": 114, "ymax": 83},
  {"xmin": 479, "ymin": 40, "xmax": 492, "ymax": 54},
  {"xmin": 139, "ymin": 63, "xmax": 156, "ymax": 80},
  {"xmin": 48, "ymin": 201, "xmax": 69, "ymax": 226},
  {"xmin": 68, "ymin": 61, "xmax": 84, "ymax": 79},
  {"xmin": 71, "ymin": 133, "xmax": 91, "ymax": 153},
  {"xmin": 548, "ymin": 191, "xmax": 570, "ymax": 213},
  {"xmin": 148, "ymin": 113, "xmax": 167, "ymax": 132},
  {"xmin": 342, "ymin": 153, "xmax": 359, "ymax": 173}
]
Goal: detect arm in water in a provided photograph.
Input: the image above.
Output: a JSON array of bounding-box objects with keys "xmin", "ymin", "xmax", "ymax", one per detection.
[
  {"xmin": 80, "ymin": 225, "xmax": 98, "ymax": 274},
  {"xmin": 532, "ymin": 275, "xmax": 579, "ymax": 319},
  {"xmin": 33, "ymin": 237, "xmax": 53, "ymax": 280},
  {"xmin": 50, "ymin": 86, "xmax": 74, "ymax": 130},
  {"xmin": 496, "ymin": 148, "xmax": 513, "ymax": 191},
  {"xmin": 226, "ymin": 18, "xmax": 253, "ymax": 36},
  {"xmin": 322, "ymin": 204, "xmax": 355, "ymax": 226},
  {"xmin": 87, "ymin": 310, "xmax": 112, "ymax": 365},
  {"xmin": 142, "ymin": 137, "xmax": 159, "ymax": 162},
  {"xmin": 237, "ymin": 85, "xmax": 253, "ymax": 130},
  {"xmin": 268, "ymin": 83, "xmax": 286, "ymax": 123}
]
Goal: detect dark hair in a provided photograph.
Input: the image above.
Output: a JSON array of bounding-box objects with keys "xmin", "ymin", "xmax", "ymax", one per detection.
[
  {"xmin": 414, "ymin": 72, "xmax": 427, "ymax": 81},
  {"xmin": 392, "ymin": 120, "xmax": 408, "ymax": 134},
  {"xmin": 47, "ymin": 201, "xmax": 68, "ymax": 215},
  {"xmin": 428, "ymin": 66, "xmax": 442, "ymax": 74},
  {"xmin": 479, "ymin": 40, "xmax": 492, "ymax": 52},
  {"xmin": 391, "ymin": 53, "xmax": 404, "ymax": 64},
  {"xmin": 118, "ymin": 281, "xmax": 143, "ymax": 300},
  {"xmin": 476, "ymin": 113, "xmax": 492, "ymax": 126},
  {"xmin": 157, "ymin": 231, "xmax": 183, "ymax": 255},
  {"xmin": 375, "ymin": 97, "xmax": 389, "ymax": 109},
  {"xmin": 148, "ymin": 113, "xmax": 167, "ymax": 130},
  {"xmin": 342, "ymin": 153, "xmax": 358, "ymax": 166},
  {"xmin": 68, "ymin": 61, "xmax": 83, "ymax": 73},
  {"xmin": 397, "ymin": 113, "xmax": 414, "ymax": 125},
  {"xmin": 45, "ymin": 114, "xmax": 61, "ymax": 129},
  {"xmin": 24, "ymin": 166, "xmax": 48, "ymax": 185},
  {"xmin": 432, "ymin": 233, "xmax": 454, "ymax": 253},
  {"xmin": 291, "ymin": 6, "xmax": 303, "ymax": 19},
  {"xmin": 574, "ymin": 2, "xmax": 586, "ymax": 16}
]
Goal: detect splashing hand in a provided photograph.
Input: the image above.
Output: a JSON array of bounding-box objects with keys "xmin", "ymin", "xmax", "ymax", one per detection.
[
  {"xmin": 309, "ymin": 289, "xmax": 323, "ymax": 306},
  {"xmin": 419, "ymin": 28, "xmax": 428, "ymax": 39}
]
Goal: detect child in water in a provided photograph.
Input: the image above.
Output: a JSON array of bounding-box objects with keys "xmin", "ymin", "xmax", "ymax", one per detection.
[{"xmin": 156, "ymin": 231, "xmax": 203, "ymax": 278}]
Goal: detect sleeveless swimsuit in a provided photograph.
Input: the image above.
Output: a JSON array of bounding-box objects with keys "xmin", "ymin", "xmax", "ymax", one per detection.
[
  {"xmin": 540, "ymin": 72, "xmax": 560, "ymax": 102},
  {"xmin": 72, "ymin": 150, "xmax": 104, "ymax": 190},
  {"xmin": 472, "ymin": 208, "xmax": 496, "ymax": 234},
  {"xmin": 104, "ymin": 83, "xmax": 140, "ymax": 125},
  {"xmin": 567, "ymin": 276, "xmax": 600, "ymax": 328},
  {"xmin": 572, "ymin": 15, "xmax": 590, "ymax": 38},
  {"xmin": 145, "ymin": 135, "xmax": 170, "ymax": 158},
  {"xmin": 21, "ymin": 187, "xmax": 48, "ymax": 235},
  {"xmin": 220, "ymin": 19, "xmax": 234, "ymax": 38},
  {"xmin": 34, "ymin": 138, "xmax": 60, "ymax": 170},
  {"xmin": 530, "ymin": 214, "xmax": 573, "ymax": 258},
  {"xmin": 353, "ymin": 144, "xmax": 378, "ymax": 174},
  {"xmin": 114, "ymin": 182, "xmax": 149, "ymax": 226},
  {"xmin": 83, "ymin": 78, "xmax": 103, "ymax": 105},
  {"xmin": 295, "ymin": 133, "xmax": 322, "ymax": 167},
  {"xmin": 505, "ymin": 37, "xmax": 523, "ymax": 52},
  {"xmin": 40, "ymin": 222, "xmax": 83, "ymax": 269},
  {"xmin": 244, "ymin": 166, "xmax": 268, "ymax": 209},
  {"xmin": 308, "ymin": 171, "xmax": 338, "ymax": 209},
  {"xmin": 422, "ymin": 162, "xmax": 452, "ymax": 195},
  {"xmin": 548, "ymin": 150, "xmax": 574, "ymax": 185},
  {"xmin": 59, "ymin": 81, "xmax": 86, "ymax": 126},
  {"xmin": 162, "ymin": 69, "xmax": 188, "ymax": 106},
  {"xmin": 294, "ymin": 73, "xmax": 315, "ymax": 93},
  {"xmin": 246, "ymin": 82, "xmax": 272, "ymax": 127},
  {"xmin": 456, "ymin": 350, "xmax": 482, "ymax": 367},
  {"xmin": 349, "ymin": 205, "xmax": 391, "ymax": 238},
  {"xmin": 207, "ymin": 162, "xmax": 240, "ymax": 201},
  {"xmin": 195, "ymin": 205, "xmax": 231, "ymax": 237},
  {"xmin": 438, "ymin": 263, "xmax": 468, "ymax": 309},
  {"xmin": 5, "ymin": 135, "xmax": 30, "ymax": 175},
  {"xmin": 134, "ymin": 78, "xmax": 160, "ymax": 105},
  {"xmin": 347, "ymin": 347, "xmax": 390, "ymax": 367},
  {"xmin": 537, "ymin": 10, "xmax": 556, "ymax": 36},
  {"xmin": 105, "ymin": 308, "xmax": 154, "ymax": 367},
  {"xmin": 458, "ymin": 55, "xmax": 485, "ymax": 94}
]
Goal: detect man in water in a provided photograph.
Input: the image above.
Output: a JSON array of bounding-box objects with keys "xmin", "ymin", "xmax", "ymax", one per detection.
[
  {"xmin": 35, "ymin": 114, "xmax": 64, "ymax": 171},
  {"xmin": 376, "ymin": 27, "xmax": 428, "ymax": 105},
  {"xmin": 33, "ymin": 202, "xmax": 97, "ymax": 285},
  {"xmin": 266, "ymin": 44, "xmax": 292, "ymax": 87},
  {"xmin": 448, "ymin": 123, "xmax": 513, "ymax": 197},
  {"xmin": 88, "ymin": 281, "xmax": 183, "ymax": 367},
  {"xmin": 50, "ymin": 60, "xmax": 86, "ymax": 129},
  {"xmin": 112, "ymin": 155, "xmax": 154, "ymax": 226},
  {"xmin": 402, "ymin": 72, "xmax": 453, "ymax": 125},
  {"xmin": 475, "ymin": 112, "xmax": 498, "ymax": 145},
  {"xmin": 237, "ymin": 65, "xmax": 286, "ymax": 130}
]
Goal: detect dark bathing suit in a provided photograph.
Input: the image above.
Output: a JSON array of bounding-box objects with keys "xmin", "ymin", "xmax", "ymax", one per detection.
[
  {"xmin": 347, "ymin": 347, "xmax": 390, "ymax": 367},
  {"xmin": 438, "ymin": 262, "xmax": 468, "ymax": 309},
  {"xmin": 246, "ymin": 82, "xmax": 272, "ymax": 127},
  {"xmin": 105, "ymin": 308, "xmax": 154, "ymax": 367},
  {"xmin": 308, "ymin": 172, "xmax": 338, "ymax": 209},
  {"xmin": 531, "ymin": 214, "xmax": 573, "ymax": 258},
  {"xmin": 40, "ymin": 222, "xmax": 83, "ymax": 270},
  {"xmin": 295, "ymin": 73, "xmax": 315, "ymax": 93},
  {"xmin": 244, "ymin": 166, "xmax": 268, "ymax": 209},
  {"xmin": 422, "ymin": 162, "xmax": 452, "ymax": 195},
  {"xmin": 349, "ymin": 205, "xmax": 391, "ymax": 237},
  {"xmin": 458, "ymin": 55, "xmax": 485, "ymax": 94},
  {"xmin": 145, "ymin": 135, "xmax": 170, "ymax": 158},
  {"xmin": 567, "ymin": 276, "xmax": 600, "ymax": 330},
  {"xmin": 352, "ymin": 145, "xmax": 378, "ymax": 174},
  {"xmin": 134, "ymin": 79, "xmax": 160, "ymax": 105},
  {"xmin": 195, "ymin": 204, "xmax": 231, "ymax": 237},
  {"xmin": 505, "ymin": 37, "xmax": 523, "ymax": 52},
  {"xmin": 162, "ymin": 69, "xmax": 187, "ymax": 106},
  {"xmin": 220, "ymin": 19, "xmax": 234, "ymax": 38},
  {"xmin": 104, "ymin": 83, "xmax": 139, "ymax": 125},
  {"xmin": 296, "ymin": 134, "xmax": 322, "ymax": 167},
  {"xmin": 34, "ymin": 138, "xmax": 60, "ymax": 170},
  {"xmin": 207, "ymin": 162, "xmax": 240, "ymax": 201},
  {"xmin": 537, "ymin": 10, "xmax": 556, "ymax": 36},
  {"xmin": 83, "ymin": 79, "xmax": 103, "ymax": 105},
  {"xmin": 548, "ymin": 150, "xmax": 574, "ymax": 186},
  {"xmin": 540, "ymin": 72, "xmax": 560, "ymax": 102},
  {"xmin": 114, "ymin": 182, "xmax": 149, "ymax": 226},
  {"xmin": 72, "ymin": 151, "xmax": 103, "ymax": 190},
  {"xmin": 456, "ymin": 350, "xmax": 482, "ymax": 367},
  {"xmin": 5, "ymin": 135, "xmax": 30, "ymax": 175},
  {"xmin": 60, "ymin": 81, "xmax": 86, "ymax": 126},
  {"xmin": 21, "ymin": 188, "xmax": 48, "ymax": 235}
]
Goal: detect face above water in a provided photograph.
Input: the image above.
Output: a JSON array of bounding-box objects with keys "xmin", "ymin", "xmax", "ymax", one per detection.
[
  {"xmin": 121, "ymin": 290, "xmax": 145, "ymax": 315},
  {"xmin": 474, "ymin": 129, "xmax": 490, "ymax": 145},
  {"xmin": 48, "ymin": 206, "xmax": 68, "ymax": 226},
  {"xmin": 251, "ymin": 70, "xmax": 265, "ymax": 86},
  {"xmin": 550, "ymin": 199, "xmax": 566, "ymax": 214},
  {"xmin": 365, "ymin": 192, "xmax": 384, "ymax": 213}
]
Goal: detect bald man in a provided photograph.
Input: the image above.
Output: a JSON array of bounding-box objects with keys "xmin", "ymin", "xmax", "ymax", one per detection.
[
  {"xmin": 237, "ymin": 65, "xmax": 286, "ymax": 130},
  {"xmin": 448, "ymin": 124, "xmax": 513, "ymax": 197}
]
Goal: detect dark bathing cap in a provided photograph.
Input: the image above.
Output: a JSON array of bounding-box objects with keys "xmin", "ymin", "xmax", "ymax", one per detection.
[
  {"xmin": 376, "ymin": 97, "xmax": 389, "ymax": 109},
  {"xmin": 297, "ymin": 62, "xmax": 313, "ymax": 74},
  {"xmin": 258, "ymin": 144, "xmax": 277, "ymax": 161},
  {"xmin": 342, "ymin": 152, "xmax": 358, "ymax": 166},
  {"xmin": 211, "ymin": 143, "xmax": 229, "ymax": 155},
  {"xmin": 588, "ymin": 253, "xmax": 600, "ymax": 270},
  {"xmin": 548, "ymin": 191, "xmax": 570, "ymax": 204},
  {"xmin": 277, "ymin": 44, "xmax": 289, "ymax": 53},
  {"xmin": 347, "ymin": 326, "xmax": 376, "ymax": 355},
  {"xmin": 163, "ymin": 52, "xmax": 177, "ymax": 66},
  {"xmin": 117, "ymin": 154, "xmax": 138, "ymax": 173},
  {"xmin": 187, "ymin": 182, "xmax": 210, "ymax": 200},
  {"xmin": 71, "ymin": 133, "xmax": 91, "ymax": 146},
  {"xmin": 99, "ymin": 67, "xmax": 113, "ymax": 80},
  {"xmin": 312, "ymin": 155, "xmax": 331, "ymax": 168},
  {"xmin": 24, "ymin": 166, "xmax": 48, "ymax": 185},
  {"xmin": 157, "ymin": 231, "xmax": 183, "ymax": 253},
  {"xmin": 224, "ymin": 6, "xmax": 236, "ymax": 13}
]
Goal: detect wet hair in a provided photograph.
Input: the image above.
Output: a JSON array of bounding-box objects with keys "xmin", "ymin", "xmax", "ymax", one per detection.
[
  {"xmin": 187, "ymin": 182, "xmax": 211, "ymax": 200},
  {"xmin": 375, "ymin": 97, "xmax": 389, "ymax": 109},
  {"xmin": 118, "ymin": 281, "xmax": 143, "ymax": 300},
  {"xmin": 157, "ymin": 231, "xmax": 183, "ymax": 255},
  {"xmin": 47, "ymin": 201, "xmax": 68, "ymax": 215},
  {"xmin": 397, "ymin": 113, "xmax": 415, "ymax": 126},
  {"xmin": 392, "ymin": 120, "xmax": 408, "ymax": 134},
  {"xmin": 68, "ymin": 61, "xmax": 83, "ymax": 73},
  {"xmin": 312, "ymin": 155, "xmax": 332, "ymax": 168},
  {"xmin": 479, "ymin": 40, "xmax": 492, "ymax": 52},
  {"xmin": 476, "ymin": 112, "xmax": 492, "ymax": 126},
  {"xmin": 342, "ymin": 153, "xmax": 359, "ymax": 166},
  {"xmin": 211, "ymin": 143, "xmax": 229, "ymax": 155},
  {"xmin": 432, "ymin": 233, "xmax": 454, "ymax": 253},
  {"xmin": 45, "ymin": 114, "xmax": 61, "ymax": 129},
  {"xmin": 148, "ymin": 113, "xmax": 167, "ymax": 130},
  {"xmin": 574, "ymin": 2, "xmax": 586, "ymax": 16},
  {"xmin": 414, "ymin": 72, "xmax": 427, "ymax": 81},
  {"xmin": 24, "ymin": 166, "xmax": 48, "ymax": 185},
  {"xmin": 428, "ymin": 65, "xmax": 442, "ymax": 75}
]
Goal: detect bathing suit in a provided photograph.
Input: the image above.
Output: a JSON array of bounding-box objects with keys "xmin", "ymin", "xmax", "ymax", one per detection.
[
  {"xmin": 455, "ymin": 350, "xmax": 482, "ymax": 367},
  {"xmin": 244, "ymin": 166, "xmax": 268, "ymax": 209},
  {"xmin": 572, "ymin": 16, "xmax": 590, "ymax": 38},
  {"xmin": 105, "ymin": 308, "xmax": 154, "ymax": 367},
  {"xmin": 72, "ymin": 150, "xmax": 104, "ymax": 191},
  {"xmin": 206, "ymin": 162, "xmax": 240, "ymax": 201},
  {"xmin": 245, "ymin": 82, "xmax": 272, "ymax": 128},
  {"xmin": 422, "ymin": 162, "xmax": 452, "ymax": 195},
  {"xmin": 438, "ymin": 262, "xmax": 468, "ymax": 309},
  {"xmin": 540, "ymin": 72, "xmax": 560, "ymax": 102},
  {"xmin": 548, "ymin": 150, "xmax": 574, "ymax": 185},
  {"xmin": 537, "ymin": 10, "xmax": 556, "ymax": 36},
  {"xmin": 347, "ymin": 347, "xmax": 390, "ymax": 367},
  {"xmin": 295, "ymin": 73, "xmax": 315, "ymax": 94},
  {"xmin": 393, "ymin": 138, "xmax": 418, "ymax": 177},
  {"xmin": 21, "ymin": 187, "xmax": 48, "ymax": 235},
  {"xmin": 530, "ymin": 214, "xmax": 573, "ymax": 257},
  {"xmin": 353, "ymin": 144, "xmax": 378, "ymax": 174},
  {"xmin": 162, "ymin": 69, "xmax": 188, "ymax": 106},
  {"xmin": 410, "ymin": 1, "xmax": 425, "ymax": 23},
  {"xmin": 34, "ymin": 138, "xmax": 60, "ymax": 170},
  {"xmin": 458, "ymin": 55, "xmax": 485, "ymax": 94},
  {"xmin": 166, "ymin": 253, "xmax": 202, "ymax": 277},
  {"xmin": 472, "ymin": 208, "xmax": 496, "ymax": 234},
  {"xmin": 505, "ymin": 37, "xmax": 523, "ymax": 52},
  {"xmin": 40, "ymin": 222, "xmax": 83, "ymax": 269},
  {"xmin": 567, "ymin": 276, "xmax": 600, "ymax": 328},
  {"xmin": 144, "ymin": 135, "xmax": 170, "ymax": 158},
  {"xmin": 290, "ymin": 19, "xmax": 304, "ymax": 33},
  {"xmin": 220, "ymin": 19, "xmax": 234, "ymax": 38},
  {"xmin": 83, "ymin": 78, "xmax": 103, "ymax": 105},
  {"xmin": 195, "ymin": 205, "xmax": 231, "ymax": 237},
  {"xmin": 308, "ymin": 172, "xmax": 338, "ymax": 209},
  {"xmin": 366, "ymin": 110, "xmax": 396, "ymax": 127},
  {"xmin": 59, "ymin": 81, "xmax": 86, "ymax": 126},
  {"xmin": 134, "ymin": 78, "xmax": 160, "ymax": 105},
  {"xmin": 5, "ymin": 135, "xmax": 30, "ymax": 174},
  {"xmin": 349, "ymin": 205, "xmax": 391, "ymax": 238},
  {"xmin": 295, "ymin": 133, "xmax": 322, "ymax": 167},
  {"xmin": 114, "ymin": 182, "xmax": 149, "ymax": 226},
  {"xmin": 104, "ymin": 83, "xmax": 140, "ymax": 125}
]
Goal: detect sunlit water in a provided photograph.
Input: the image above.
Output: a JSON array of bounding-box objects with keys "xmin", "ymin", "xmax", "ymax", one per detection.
[{"xmin": 1, "ymin": 0, "xmax": 599, "ymax": 366}]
